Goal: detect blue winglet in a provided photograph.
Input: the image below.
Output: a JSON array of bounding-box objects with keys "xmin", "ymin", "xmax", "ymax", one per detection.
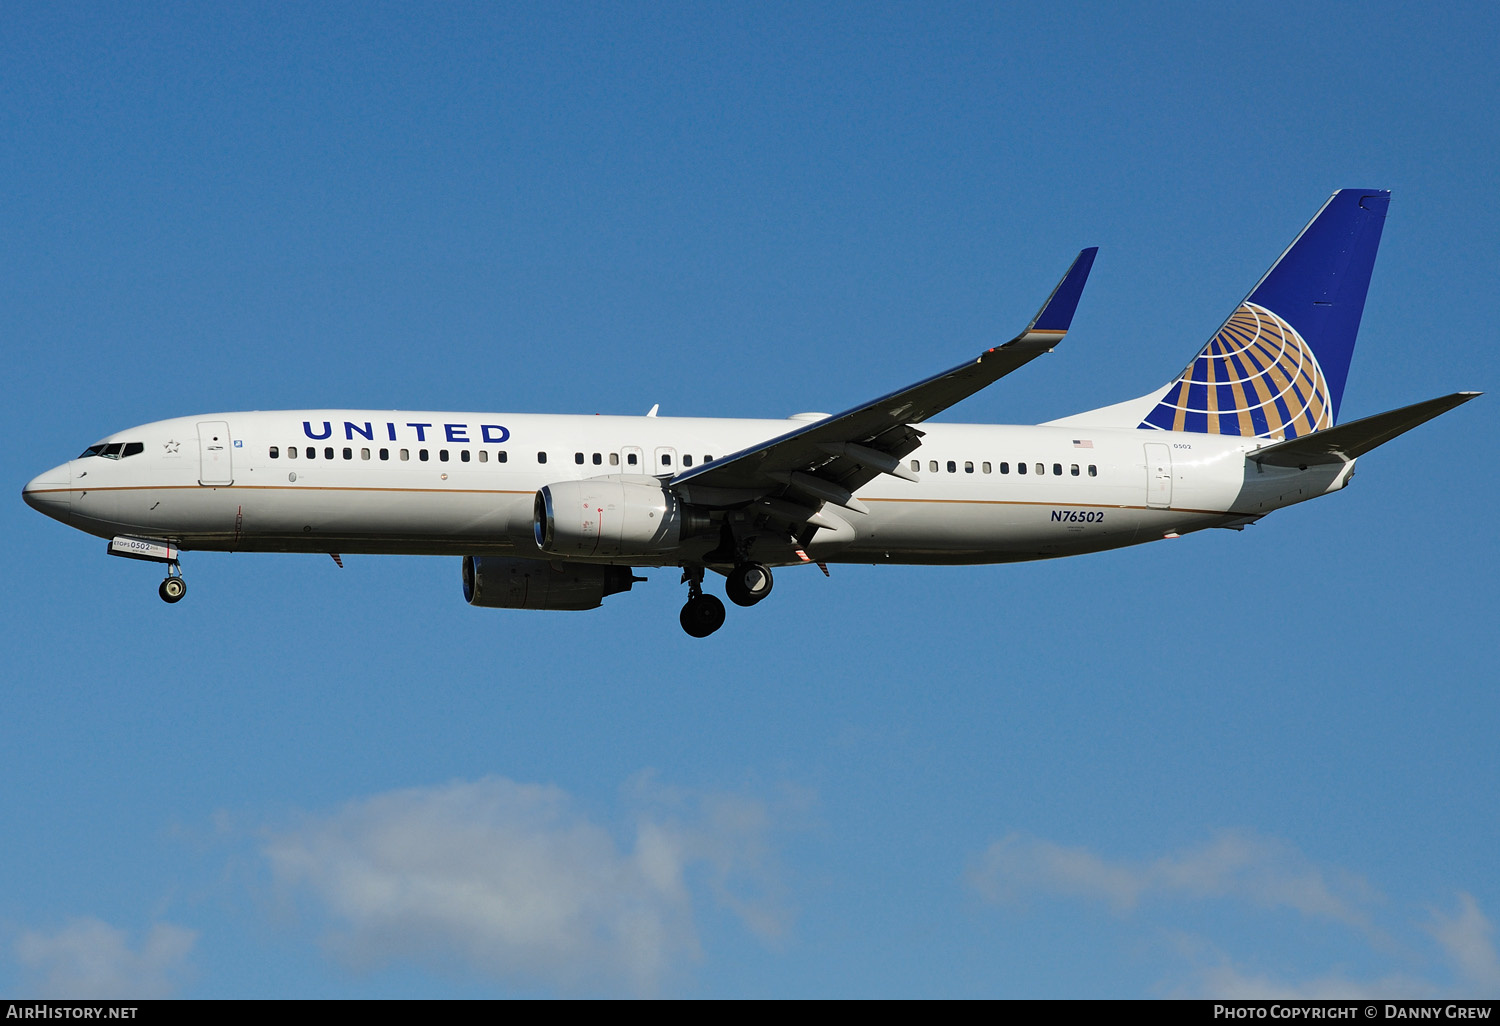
[{"xmin": 1030, "ymin": 247, "xmax": 1099, "ymax": 334}]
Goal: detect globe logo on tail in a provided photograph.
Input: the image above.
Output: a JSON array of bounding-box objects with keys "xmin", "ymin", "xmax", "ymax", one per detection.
[{"xmin": 1140, "ymin": 302, "xmax": 1333, "ymax": 438}]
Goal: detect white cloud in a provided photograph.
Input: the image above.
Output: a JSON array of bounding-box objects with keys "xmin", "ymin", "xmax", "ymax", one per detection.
[
  {"xmin": 967, "ymin": 830, "xmax": 1499, "ymax": 999},
  {"xmin": 1427, "ymin": 893, "xmax": 1500, "ymax": 994},
  {"xmin": 14, "ymin": 918, "xmax": 196, "ymax": 999},
  {"xmin": 1189, "ymin": 963, "xmax": 1435, "ymax": 1001},
  {"xmin": 263, "ymin": 775, "xmax": 788, "ymax": 994},
  {"xmin": 967, "ymin": 830, "xmax": 1373, "ymax": 927}
]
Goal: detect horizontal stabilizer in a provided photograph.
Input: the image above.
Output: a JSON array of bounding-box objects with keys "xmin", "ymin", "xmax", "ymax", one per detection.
[{"xmin": 1249, "ymin": 392, "xmax": 1480, "ymax": 468}]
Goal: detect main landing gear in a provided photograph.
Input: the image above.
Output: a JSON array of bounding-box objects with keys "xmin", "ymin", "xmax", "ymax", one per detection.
[
  {"xmin": 725, "ymin": 561, "xmax": 774, "ymax": 607},
  {"xmin": 679, "ymin": 567, "xmax": 726, "ymax": 638},
  {"xmin": 679, "ymin": 562, "xmax": 774, "ymax": 637},
  {"xmin": 158, "ymin": 562, "xmax": 186, "ymax": 604}
]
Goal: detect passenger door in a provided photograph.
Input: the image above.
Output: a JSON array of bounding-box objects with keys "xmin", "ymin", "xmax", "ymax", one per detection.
[{"xmin": 198, "ymin": 421, "xmax": 234, "ymax": 486}]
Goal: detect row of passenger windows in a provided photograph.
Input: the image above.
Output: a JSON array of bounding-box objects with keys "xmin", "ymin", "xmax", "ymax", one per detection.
[
  {"xmin": 267, "ymin": 447, "xmax": 716, "ymax": 467},
  {"xmin": 911, "ymin": 459, "xmax": 1098, "ymax": 477},
  {"xmin": 266, "ymin": 445, "xmax": 1094, "ymax": 478},
  {"xmin": 571, "ymin": 452, "xmax": 714, "ymax": 467},
  {"xmin": 79, "ymin": 442, "xmax": 145, "ymax": 460},
  {"xmin": 271, "ymin": 446, "xmax": 511, "ymax": 463}
]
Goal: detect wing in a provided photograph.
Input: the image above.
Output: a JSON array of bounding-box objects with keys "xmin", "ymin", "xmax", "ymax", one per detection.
[
  {"xmin": 1248, "ymin": 392, "xmax": 1481, "ymax": 468},
  {"xmin": 672, "ymin": 248, "xmax": 1098, "ymax": 515}
]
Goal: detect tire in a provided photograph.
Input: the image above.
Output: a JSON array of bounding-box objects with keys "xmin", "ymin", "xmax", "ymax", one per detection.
[
  {"xmin": 159, "ymin": 577, "xmax": 187, "ymax": 603},
  {"xmin": 680, "ymin": 594, "xmax": 726, "ymax": 637},
  {"xmin": 725, "ymin": 562, "xmax": 774, "ymax": 607}
]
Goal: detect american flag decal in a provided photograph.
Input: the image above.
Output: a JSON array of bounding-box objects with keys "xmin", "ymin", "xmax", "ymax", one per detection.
[{"xmin": 1072, "ymin": 439, "xmax": 1094, "ymax": 449}]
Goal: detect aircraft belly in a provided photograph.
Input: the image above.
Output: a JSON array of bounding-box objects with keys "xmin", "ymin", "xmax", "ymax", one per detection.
[
  {"xmin": 1230, "ymin": 463, "xmax": 1348, "ymax": 516},
  {"xmin": 162, "ymin": 485, "xmax": 534, "ymax": 552},
  {"xmin": 854, "ymin": 496, "xmax": 1147, "ymax": 562}
]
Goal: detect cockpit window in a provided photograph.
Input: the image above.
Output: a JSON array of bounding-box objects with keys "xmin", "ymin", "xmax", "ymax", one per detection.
[{"xmin": 79, "ymin": 441, "xmax": 145, "ymax": 459}]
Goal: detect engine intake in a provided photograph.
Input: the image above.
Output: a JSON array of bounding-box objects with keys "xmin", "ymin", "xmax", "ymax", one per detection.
[
  {"xmin": 462, "ymin": 556, "xmax": 638, "ymax": 611},
  {"xmin": 534, "ymin": 478, "xmax": 709, "ymax": 558}
]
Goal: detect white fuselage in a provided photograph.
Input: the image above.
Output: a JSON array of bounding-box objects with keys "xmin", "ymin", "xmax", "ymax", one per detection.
[{"xmin": 23, "ymin": 410, "xmax": 1352, "ymax": 567}]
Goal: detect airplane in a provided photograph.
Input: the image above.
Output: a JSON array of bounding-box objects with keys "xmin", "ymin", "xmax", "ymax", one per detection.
[{"xmin": 22, "ymin": 189, "xmax": 1480, "ymax": 637}]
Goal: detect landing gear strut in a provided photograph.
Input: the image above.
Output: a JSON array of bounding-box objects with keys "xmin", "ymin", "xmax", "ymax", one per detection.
[
  {"xmin": 158, "ymin": 562, "xmax": 186, "ymax": 604},
  {"xmin": 679, "ymin": 566, "xmax": 726, "ymax": 638},
  {"xmin": 725, "ymin": 562, "xmax": 774, "ymax": 607}
]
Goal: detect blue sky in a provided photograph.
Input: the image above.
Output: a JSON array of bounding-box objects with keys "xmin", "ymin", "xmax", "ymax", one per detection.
[{"xmin": 3, "ymin": 2, "xmax": 1497, "ymax": 998}]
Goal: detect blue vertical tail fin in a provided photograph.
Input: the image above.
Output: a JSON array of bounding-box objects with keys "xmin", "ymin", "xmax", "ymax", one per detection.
[
  {"xmin": 1049, "ymin": 190, "xmax": 1391, "ymax": 437},
  {"xmin": 1139, "ymin": 189, "xmax": 1390, "ymax": 437}
]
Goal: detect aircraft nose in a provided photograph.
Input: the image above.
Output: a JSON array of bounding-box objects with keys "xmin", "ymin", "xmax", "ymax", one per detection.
[{"xmin": 22, "ymin": 463, "xmax": 72, "ymax": 519}]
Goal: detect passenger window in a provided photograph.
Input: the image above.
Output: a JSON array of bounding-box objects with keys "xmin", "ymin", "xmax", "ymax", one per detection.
[
  {"xmin": 661, "ymin": 454, "xmax": 671, "ymax": 467},
  {"xmin": 911, "ymin": 460, "xmax": 920, "ymax": 472},
  {"xmin": 929, "ymin": 460, "xmax": 938, "ymax": 473},
  {"xmin": 498, "ymin": 451, "xmax": 508, "ymax": 463},
  {"xmin": 610, "ymin": 453, "xmax": 620, "ymax": 466},
  {"xmin": 1053, "ymin": 463, "xmax": 1062, "ymax": 476},
  {"xmin": 538, "ymin": 452, "xmax": 547, "ymax": 464},
  {"xmin": 324, "ymin": 447, "xmax": 335, "ymax": 460},
  {"xmin": 477, "ymin": 450, "xmax": 487, "ymax": 463},
  {"xmin": 627, "ymin": 453, "xmax": 638, "ymax": 466},
  {"xmin": 270, "ymin": 446, "xmax": 279, "ymax": 459},
  {"xmin": 361, "ymin": 448, "xmax": 371, "ymax": 460},
  {"xmin": 460, "ymin": 450, "xmax": 470, "ymax": 463},
  {"xmin": 439, "ymin": 450, "xmax": 449, "ymax": 462},
  {"xmin": 1070, "ymin": 464, "xmax": 1079, "ymax": 476},
  {"xmin": 964, "ymin": 461, "xmax": 974, "ymax": 473},
  {"xmin": 683, "ymin": 455, "xmax": 693, "ymax": 467},
  {"xmin": 574, "ymin": 452, "xmax": 584, "ymax": 465},
  {"xmin": 419, "ymin": 449, "xmax": 429, "ymax": 462},
  {"xmin": 343, "ymin": 447, "xmax": 353, "ymax": 460},
  {"xmin": 704, "ymin": 455, "xmax": 712, "ymax": 462},
  {"xmin": 379, "ymin": 448, "xmax": 389, "ymax": 461},
  {"xmin": 1035, "ymin": 463, "xmax": 1044, "ymax": 475},
  {"xmin": 400, "ymin": 449, "xmax": 410, "ymax": 461},
  {"xmin": 1018, "ymin": 462, "xmax": 1027, "ymax": 475},
  {"xmin": 287, "ymin": 446, "xmax": 297, "ymax": 460},
  {"xmin": 593, "ymin": 453, "xmax": 602, "ymax": 465},
  {"xmin": 982, "ymin": 462, "xmax": 991, "ymax": 474},
  {"xmin": 305, "ymin": 447, "xmax": 315, "ymax": 459},
  {"xmin": 1088, "ymin": 465, "xmax": 1098, "ymax": 477}
]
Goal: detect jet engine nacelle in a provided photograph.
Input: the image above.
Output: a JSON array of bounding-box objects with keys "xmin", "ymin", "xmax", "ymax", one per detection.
[
  {"xmin": 533, "ymin": 477, "xmax": 709, "ymax": 558},
  {"xmin": 462, "ymin": 555, "xmax": 638, "ymax": 611}
]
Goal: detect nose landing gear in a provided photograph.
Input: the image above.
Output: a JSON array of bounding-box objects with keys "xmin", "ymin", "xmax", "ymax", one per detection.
[
  {"xmin": 158, "ymin": 562, "xmax": 186, "ymax": 604},
  {"xmin": 106, "ymin": 537, "xmax": 188, "ymax": 604}
]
